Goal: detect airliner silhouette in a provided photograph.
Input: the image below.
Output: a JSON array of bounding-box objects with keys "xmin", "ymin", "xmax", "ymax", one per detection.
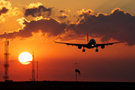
[{"xmin": 54, "ymin": 34, "xmax": 124, "ymax": 52}]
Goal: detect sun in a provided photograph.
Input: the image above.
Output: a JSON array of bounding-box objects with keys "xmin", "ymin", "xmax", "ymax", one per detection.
[{"xmin": 18, "ymin": 52, "xmax": 33, "ymax": 65}]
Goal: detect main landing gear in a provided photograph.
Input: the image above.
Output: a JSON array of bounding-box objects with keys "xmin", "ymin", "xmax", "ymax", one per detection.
[
  {"xmin": 82, "ymin": 48, "xmax": 85, "ymax": 52},
  {"xmin": 82, "ymin": 47, "xmax": 98, "ymax": 52},
  {"xmin": 95, "ymin": 47, "xmax": 98, "ymax": 52}
]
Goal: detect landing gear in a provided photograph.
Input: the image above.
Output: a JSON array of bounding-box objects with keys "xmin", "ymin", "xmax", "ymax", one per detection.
[
  {"xmin": 82, "ymin": 48, "xmax": 85, "ymax": 52},
  {"xmin": 95, "ymin": 47, "xmax": 98, "ymax": 52}
]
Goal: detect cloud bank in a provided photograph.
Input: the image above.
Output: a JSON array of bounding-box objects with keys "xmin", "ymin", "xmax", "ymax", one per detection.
[
  {"xmin": 0, "ymin": 8, "xmax": 135, "ymax": 46},
  {"xmin": 69, "ymin": 8, "xmax": 135, "ymax": 45},
  {"xmin": 0, "ymin": 18, "xmax": 66, "ymax": 39}
]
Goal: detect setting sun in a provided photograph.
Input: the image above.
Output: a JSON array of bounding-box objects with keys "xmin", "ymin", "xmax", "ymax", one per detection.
[{"xmin": 18, "ymin": 52, "xmax": 33, "ymax": 65}]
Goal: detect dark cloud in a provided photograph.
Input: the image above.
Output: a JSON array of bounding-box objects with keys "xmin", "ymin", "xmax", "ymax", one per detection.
[
  {"xmin": 0, "ymin": 7, "xmax": 8, "ymax": 15},
  {"xmin": 58, "ymin": 15, "xmax": 67, "ymax": 21},
  {"xmin": 59, "ymin": 10, "xmax": 65, "ymax": 13},
  {"xmin": 68, "ymin": 8, "xmax": 135, "ymax": 46},
  {"xmin": 0, "ymin": 18, "xmax": 66, "ymax": 39},
  {"xmin": 24, "ymin": 5, "xmax": 52, "ymax": 17},
  {"xmin": 0, "ymin": 8, "xmax": 135, "ymax": 46}
]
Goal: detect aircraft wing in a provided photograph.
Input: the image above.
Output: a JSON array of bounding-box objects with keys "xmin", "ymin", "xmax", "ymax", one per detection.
[
  {"xmin": 96, "ymin": 41, "xmax": 125, "ymax": 47},
  {"xmin": 54, "ymin": 41, "xmax": 87, "ymax": 47}
]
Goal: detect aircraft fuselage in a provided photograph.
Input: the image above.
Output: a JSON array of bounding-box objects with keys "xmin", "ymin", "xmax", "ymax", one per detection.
[{"xmin": 86, "ymin": 39, "xmax": 96, "ymax": 48}]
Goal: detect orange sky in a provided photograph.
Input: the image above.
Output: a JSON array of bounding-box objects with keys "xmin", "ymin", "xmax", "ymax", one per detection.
[{"xmin": 0, "ymin": 0, "xmax": 135, "ymax": 82}]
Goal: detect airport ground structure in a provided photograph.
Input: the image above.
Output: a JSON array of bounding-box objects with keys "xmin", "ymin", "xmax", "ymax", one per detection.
[{"xmin": 0, "ymin": 81, "xmax": 135, "ymax": 90}]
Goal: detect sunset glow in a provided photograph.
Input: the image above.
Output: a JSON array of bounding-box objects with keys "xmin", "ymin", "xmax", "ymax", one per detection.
[{"xmin": 0, "ymin": 0, "xmax": 135, "ymax": 82}]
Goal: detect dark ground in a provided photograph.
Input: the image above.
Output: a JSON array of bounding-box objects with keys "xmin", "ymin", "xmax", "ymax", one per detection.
[{"xmin": 0, "ymin": 81, "xmax": 135, "ymax": 90}]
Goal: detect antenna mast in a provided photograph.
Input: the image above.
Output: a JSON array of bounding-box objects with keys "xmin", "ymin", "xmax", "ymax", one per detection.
[
  {"xmin": 32, "ymin": 52, "xmax": 35, "ymax": 81},
  {"xmin": 74, "ymin": 62, "xmax": 79, "ymax": 81},
  {"xmin": 3, "ymin": 40, "xmax": 10, "ymax": 81},
  {"xmin": 37, "ymin": 61, "xmax": 38, "ymax": 81}
]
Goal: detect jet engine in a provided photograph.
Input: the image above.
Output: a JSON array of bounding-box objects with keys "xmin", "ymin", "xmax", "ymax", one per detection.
[
  {"xmin": 101, "ymin": 45, "xmax": 105, "ymax": 49},
  {"xmin": 78, "ymin": 45, "xmax": 82, "ymax": 49}
]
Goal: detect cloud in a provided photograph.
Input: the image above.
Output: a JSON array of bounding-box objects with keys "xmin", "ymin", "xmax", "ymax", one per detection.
[
  {"xmin": 24, "ymin": 5, "xmax": 52, "ymax": 17},
  {"xmin": 0, "ymin": 7, "xmax": 8, "ymax": 15},
  {"xmin": 68, "ymin": 8, "xmax": 135, "ymax": 46},
  {"xmin": 0, "ymin": 18, "xmax": 67, "ymax": 39},
  {"xmin": 0, "ymin": 0, "xmax": 11, "ymax": 8},
  {"xmin": 56, "ymin": 30, "xmax": 85, "ymax": 41},
  {"xmin": 59, "ymin": 10, "xmax": 65, "ymax": 13},
  {"xmin": 58, "ymin": 14, "xmax": 68, "ymax": 21},
  {"xmin": 0, "ymin": 0, "xmax": 19, "ymax": 22},
  {"xmin": 0, "ymin": 8, "xmax": 135, "ymax": 46},
  {"xmin": 78, "ymin": 9, "xmax": 95, "ymax": 18}
]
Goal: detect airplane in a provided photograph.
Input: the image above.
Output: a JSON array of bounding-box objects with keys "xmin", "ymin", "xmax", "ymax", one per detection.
[{"xmin": 54, "ymin": 34, "xmax": 124, "ymax": 52}]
